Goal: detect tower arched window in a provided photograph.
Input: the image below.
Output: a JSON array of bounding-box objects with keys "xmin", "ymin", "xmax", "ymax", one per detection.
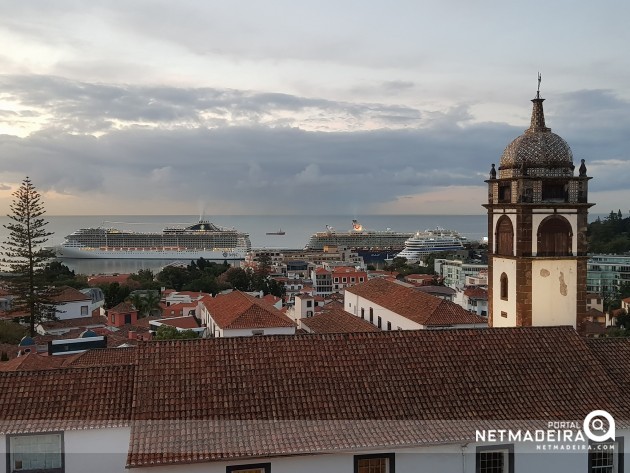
[
  {"xmin": 500, "ymin": 273, "xmax": 508, "ymax": 300},
  {"xmin": 495, "ymin": 216, "xmax": 514, "ymax": 256},
  {"xmin": 537, "ymin": 216, "xmax": 572, "ymax": 257}
]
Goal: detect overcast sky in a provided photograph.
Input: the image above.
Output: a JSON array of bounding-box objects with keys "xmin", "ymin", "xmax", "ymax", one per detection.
[{"xmin": 1, "ymin": 1, "xmax": 629, "ymax": 216}]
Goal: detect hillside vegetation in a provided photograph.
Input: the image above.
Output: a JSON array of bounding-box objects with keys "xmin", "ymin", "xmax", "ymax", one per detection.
[{"xmin": 588, "ymin": 210, "xmax": 630, "ymax": 254}]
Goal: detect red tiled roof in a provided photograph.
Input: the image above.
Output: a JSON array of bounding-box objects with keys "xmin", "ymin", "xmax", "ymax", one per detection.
[
  {"xmin": 463, "ymin": 287, "xmax": 488, "ymax": 300},
  {"xmin": 39, "ymin": 316, "xmax": 103, "ymax": 330},
  {"xmin": 52, "ymin": 286, "xmax": 92, "ymax": 303},
  {"xmin": 0, "ymin": 352, "xmax": 84, "ymax": 372},
  {"xmin": 347, "ymin": 278, "xmax": 486, "ymax": 326},
  {"xmin": 110, "ymin": 302, "xmax": 136, "ymax": 313},
  {"xmin": 126, "ymin": 327, "xmax": 627, "ymax": 467},
  {"xmin": 0, "ymin": 365, "xmax": 134, "ymax": 433},
  {"xmin": 202, "ymin": 291, "xmax": 295, "ymax": 330},
  {"xmin": 301, "ymin": 307, "xmax": 380, "ymax": 334},
  {"xmin": 88, "ymin": 274, "xmax": 132, "ymax": 286},
  {"xmin": 68, "ymin": 347, "xmax": 138, "ymax": 367},
  {"xmin": 586, "ymin": 337, "xmax": 630, "ymax": 390}
]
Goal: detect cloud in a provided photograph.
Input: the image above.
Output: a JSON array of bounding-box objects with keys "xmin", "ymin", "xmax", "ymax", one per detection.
[{"xmin": 0, "ymin": 75, "xmax": 628, "ymax": 215}]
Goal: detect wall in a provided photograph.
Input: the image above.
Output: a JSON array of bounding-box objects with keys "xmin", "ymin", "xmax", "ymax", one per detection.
[
  {"xmin": 129, "ymin": 434, "xmax": 630, "ymax": 473},
  {"xmin": 491, "ymin": 257, "xmax": 517, "ymax": 327},
  {"xmin": 1, "ymin": 427, "xmax": 130, "ymax": 473},
  {"xmin": 532, "ymin": 259, "xmax": 577, "ymax": 327},
  {"xmin": 57, "ymin": 300, "xmax": 91, "ymax": 320},
  {"xmin": 222, "ymin": 327, "xmax": 296, "ymax": 338}
]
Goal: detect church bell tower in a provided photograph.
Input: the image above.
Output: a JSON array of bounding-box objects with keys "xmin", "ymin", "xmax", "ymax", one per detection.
[{"xmin": 483, "ymin": 79, "xmax": 594, "ymax": 329}]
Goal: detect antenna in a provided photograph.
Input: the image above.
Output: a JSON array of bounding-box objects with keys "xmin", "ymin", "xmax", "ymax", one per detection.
[{"xmin": 536, "ymin": 72, "xmax": 542, "ymax": 99}]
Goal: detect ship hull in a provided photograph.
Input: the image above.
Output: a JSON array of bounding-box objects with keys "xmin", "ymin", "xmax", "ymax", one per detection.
[{"xmin": 55, "ymin": 246, "xmax": 247, "ymax": 260}]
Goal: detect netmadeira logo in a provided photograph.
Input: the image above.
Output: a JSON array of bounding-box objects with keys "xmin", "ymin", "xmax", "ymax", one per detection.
[
  {"xmin": 475, "ymin": 410, "xmax": 616, "ymax": 451},
  {"xmin": 583, "ymin": 410, "xmax": 615, "ymax": 443}
]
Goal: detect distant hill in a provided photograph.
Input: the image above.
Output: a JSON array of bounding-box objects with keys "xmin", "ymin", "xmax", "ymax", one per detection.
[{"xmin": 588, "ymin": 210, "xmax": 630, "ymax": 254}]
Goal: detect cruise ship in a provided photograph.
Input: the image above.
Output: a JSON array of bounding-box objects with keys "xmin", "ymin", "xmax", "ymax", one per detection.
[
  {"xmin": 393, "ymin": 228, "xmax": 467, "ymax": 263},
  {"xmin": 54, "ymin": 221, "xmax": 251, "ymax": 260},
  {"xmin": 304, "ymin": 220, "xmax": 413, "ymax": 260}
]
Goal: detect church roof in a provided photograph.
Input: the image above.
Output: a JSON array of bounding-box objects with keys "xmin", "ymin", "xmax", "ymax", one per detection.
[{"xmin": 499, "ymin": 86, "xmax": 574, "ymax": 177}]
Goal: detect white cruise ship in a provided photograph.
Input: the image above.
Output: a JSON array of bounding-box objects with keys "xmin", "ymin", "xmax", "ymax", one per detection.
[
  {"xmin": 393, "ymin": 228, "xmax": 467, "ymax": 263},
  {"xmin": 55, "ymin": 221, "xmax": 251, "ymax": 260},
  {"xmin": 304, "ymin": 220, "xmax": 413, "ymax": 252}
]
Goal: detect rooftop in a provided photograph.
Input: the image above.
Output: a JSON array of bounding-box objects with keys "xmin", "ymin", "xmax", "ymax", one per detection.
[{"xmin": 347, "ymin": 278, "xmax": 486, "ymax": 326}]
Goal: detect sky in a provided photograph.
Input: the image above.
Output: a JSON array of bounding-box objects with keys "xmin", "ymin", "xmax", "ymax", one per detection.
[{"xmin": 1, "ymin": 0, "xmax": 629, "ymax": 216}]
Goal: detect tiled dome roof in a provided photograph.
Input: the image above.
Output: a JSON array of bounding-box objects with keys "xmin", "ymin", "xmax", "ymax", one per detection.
[
  {"xmin": 500, "ymin": 130, "xmax": 573, "ymax": 169},
  {"xmin": 499, "ymin": 96, "xmax": 574, "ymax": 173}
]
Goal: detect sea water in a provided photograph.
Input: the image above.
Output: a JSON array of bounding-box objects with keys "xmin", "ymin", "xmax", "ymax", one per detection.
[{"xmin": 0, "ymin": 213, "xmax": 608, "ymax": 275}]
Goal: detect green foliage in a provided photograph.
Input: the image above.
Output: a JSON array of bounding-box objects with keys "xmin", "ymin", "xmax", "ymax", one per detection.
[
  {"xmin": 588, "ymin": 211, "xmax": 630, "ymax": 254},
  {"xmin": 128, "ymin": 269, "xmax": 160, "ymax": 290},
  {"xmin": 128, "ymin": 291, "xmax": 161, "ymax": 318},
  {"xmin": 615, "ymin": 309, "xmax": 630, "ymax": 329},
  {"xmin": 220, "ymin": 267, "xmax": 250, "ymax": 291},
  {"xmin": 40, "ymin": 261, "xmax": 88, "ymax": 289},
  {"xmin": 383, "ymin": 256, "xmax": 434, "ymax": 277},
  {"xmin": 0, "ymin": 177, "xmax": 59, "ymax": 336},
  {"xmin": 99, "ymin": 282, "xmax": 132, "ymax": 308},
  {"xmin": 155, "ymin": 259, "xmax": 232, "ymax": 294},
  {"xmin": 154, "ymin": 324, "xmax": 199, "ymax": 340},
  {"xmin": 0, "ymin": 320, "xmax": 27, "ymax": 344}
]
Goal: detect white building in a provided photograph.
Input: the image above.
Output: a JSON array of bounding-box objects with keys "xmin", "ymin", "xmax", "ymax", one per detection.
[
  {"xmin": 434, "ymin": 259, "xmax": 488, "ymax": 288},
  {"xmin": 198, "ymin": 290, "xmax": 296, "ymax": 337},
  {"xmin": 344, "ymin": 278, "xmax": 487, "ymax": 330}
]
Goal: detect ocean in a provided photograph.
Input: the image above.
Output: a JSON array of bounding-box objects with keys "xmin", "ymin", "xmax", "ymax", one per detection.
[{"xmin": 0, "ymin": 213, "xmax": 608, "ymax": 275}]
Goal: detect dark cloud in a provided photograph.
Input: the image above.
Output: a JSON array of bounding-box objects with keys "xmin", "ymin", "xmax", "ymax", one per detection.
[{"xmin": 1, "ymin": 75, "xmax": 628, "ymax": 214}]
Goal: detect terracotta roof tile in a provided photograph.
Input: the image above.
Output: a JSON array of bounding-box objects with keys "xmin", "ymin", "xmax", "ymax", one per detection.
[
  {"xmin": 68, "ymin": 347, "xmax": 138, "ymax": 367},
  {"xmin": 347, "ymin": 278, "xmax": 486, "ymax": 326},
  {"xmin": 126, "ymin": 327, "xmax": 626, "ymax": 466},
  {"xmin": 0, "ymin": 364, "xmax": 134, "ymax": 433},
  {"xmin": 202, "ymin": 291, "xmax": 295, "ymax": 330},
  {"xmin": 301, "ymin": 307, "xmax": 380, "ymax": 334},
  {"xmin": 586, "ymin": 337, "xmax": 630, "ymax": 390},
  {"xmin": 110, "ymin": 302, "xmax": 136, "ymax": 313},
  {"xmin": 52, "ymin": 286, "xmax": 92, "ymax": 303}
]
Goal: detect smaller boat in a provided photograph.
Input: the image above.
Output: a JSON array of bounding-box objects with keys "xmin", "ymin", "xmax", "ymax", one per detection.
[{"xmin": 266, "ymin": 228, "xmax": 286, "ymax": 236}]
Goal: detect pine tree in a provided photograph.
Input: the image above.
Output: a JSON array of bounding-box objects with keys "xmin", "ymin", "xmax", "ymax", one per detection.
[{"xmin": 1, "ymin": 177, "xmax": 58, "ymax": 336}]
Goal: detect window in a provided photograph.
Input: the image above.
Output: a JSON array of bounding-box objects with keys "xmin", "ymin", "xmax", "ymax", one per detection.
[
  {"xmin": 8, "ymin": 433, "xmax": 64, "ymax": 473},
  {"xmin": 354, "ymin": 453, "xmax": 395, "ymax": 473},
  {"xmin": 359, "ymin": 277, "xmax": 364, "ymax": 282},
  {"xmin": 334, "ymin": 277, "xmax": 339, "ymax": 283},
  {"xmin": 369, "ymin": 308, "xmax": 373, "ymax": 323},
  {"xmin": 342, "ymin": 277, "xmax": 347, "ymax": 283},
  {"xmin": 588, "ymin": 438, "xmax": 624, "ymax": 473},
  {"xmin": 500, "ymin": 273, "xmax": 508, "ymax": 300},
  {"xmin": 476, "ymin": 444, "xmax": 513, "ymax": 473},
  {"xmin": 361, "ymin": 308, "xmax": 365, "ymax": 319},
  {"xmin": 387, "ymin": 321, "xmax": 392, "ymax": 331},
  {"xmin": 306, "ymin": 300, "xmax": 312, "ymax": 308},
  {"xmin": 80, "ymin": 305, "xmax": 88, "ymax": 316},
  {"xmin": 495, "ymin": 216, "xmax": 514, "ymax": 256},
  {"xmin": 226, "ymin": 463, "xmax": 271, "ymax": 473},
  {"xmin": 501, "ymin": 311, "xmax": 508, "ymax": 318},
  {"xmin": 537, "ymin": 216, "xmax": 572, "ymax": 257},
  {"xmin": 377, "ymin": 316, "xmax": 382, "ymax": 329},
  {"xmin": 351, "ymin": 277, "xmax": 355, "ymax": 283}
]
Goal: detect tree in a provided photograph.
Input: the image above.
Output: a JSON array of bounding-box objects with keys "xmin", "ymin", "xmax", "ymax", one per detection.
[
  {"xmin": 154, "ymin": 325, "xmax": 198, "ymax": 340},
  {"xmin": 1, "ymin": 177, "xmax": 58, "ymax": 336}
]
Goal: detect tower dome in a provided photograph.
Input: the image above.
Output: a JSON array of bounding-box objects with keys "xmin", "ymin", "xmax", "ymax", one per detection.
[{"xmin": 498, "ymin": 90, "xmax": 574, "ymax": 178}]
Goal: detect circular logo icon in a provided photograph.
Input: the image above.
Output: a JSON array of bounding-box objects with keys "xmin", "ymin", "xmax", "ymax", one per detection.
[
  {"xmin": 222, "ymin": 252, "xmax": 228, "ymax": 257},
  {"xmin": 583, "ymin": 410, "xmax": 615, "ymax": 442}
]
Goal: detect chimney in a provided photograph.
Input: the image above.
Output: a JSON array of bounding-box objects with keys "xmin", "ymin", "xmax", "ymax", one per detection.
[{"xmin": 128, "ymin": 330, "xmax": 136, "ymax": 340}]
